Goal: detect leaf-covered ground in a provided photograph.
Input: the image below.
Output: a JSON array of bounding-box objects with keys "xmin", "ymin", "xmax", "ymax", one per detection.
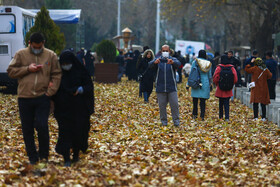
[{"xmin": 0, "ymin": 80, "xmax": 280, "ymax": 186}]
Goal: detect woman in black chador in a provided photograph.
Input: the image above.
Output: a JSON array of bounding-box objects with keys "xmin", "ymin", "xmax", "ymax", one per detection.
[{"xmin": 53, "ymin": 50, "xmax": 94, "ymax": 167}]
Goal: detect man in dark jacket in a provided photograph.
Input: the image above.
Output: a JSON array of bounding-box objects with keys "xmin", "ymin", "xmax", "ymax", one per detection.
[
  {"xmin": 175, "ymin": 50, "xmax": 186, "ymax": 83},
  {"xmin": 149, "ymin": 45, "xmax": 181, "ymax": 126},
  {"xmin": 265, "ymin": 51, "xmax": 278, "ymax": 99}
]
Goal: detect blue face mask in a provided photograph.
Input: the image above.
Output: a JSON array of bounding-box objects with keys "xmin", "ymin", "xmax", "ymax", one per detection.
[{"xmin": 61, "ymin": 64, "xmax": 72, "ymax": 71}]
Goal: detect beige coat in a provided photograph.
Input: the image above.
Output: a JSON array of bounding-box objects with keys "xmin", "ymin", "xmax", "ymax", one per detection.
[
  {"xmin": 245, "ymin": 64, "xmax": 272, "ymax": 104},
  {"xmin": 7, "ymin": 46, "xmax": 61, "ymax": 98}
]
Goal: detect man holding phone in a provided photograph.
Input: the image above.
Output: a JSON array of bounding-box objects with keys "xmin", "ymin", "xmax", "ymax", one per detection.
[
  {"xmin": 149, "ymin": 45, "xmax": 181, "ymax": 126},
  {"xmin": 7, "ymin": 32, "xmax": 61, "ymax": 165}
]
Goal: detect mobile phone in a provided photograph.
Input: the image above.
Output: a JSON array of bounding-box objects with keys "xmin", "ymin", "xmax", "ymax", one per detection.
[{"xmin": 36, "ymin": 64, "xmax": 43, "ymax": 68}]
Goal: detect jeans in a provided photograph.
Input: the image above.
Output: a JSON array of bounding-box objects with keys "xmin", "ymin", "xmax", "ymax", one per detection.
[
  {"xmin": 192, "ymin": 98, "xmax": 206, "ymax": 118},
  {"xmin": 18, "ymin": 95, "xmax": 50, "ymax": 163},
  {"xmin": 253, "ymin": 103, "xmax": 266, "ymax": 119},
  {"xmin": 143, "ymin": 91, "xmax": 151, "ymax": 102},
  {"xmin": 219, "ymin": 97, "xmax": 230, "ymax": 119},
  {"xmin": 157, "ymin": 92, "xmax": 180, "ymax": 126}
]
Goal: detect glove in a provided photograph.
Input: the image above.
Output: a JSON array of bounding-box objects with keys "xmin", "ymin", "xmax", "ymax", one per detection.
[{"xmin": 77, "ymin": 86, "xmax": 84, "ymax": 94}]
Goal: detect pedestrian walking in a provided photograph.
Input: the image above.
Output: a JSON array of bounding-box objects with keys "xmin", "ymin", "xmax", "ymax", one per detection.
[
  {"xmin": 84, "ymin": 50, "xmax": 95, "ymax": 79},
  {"xmin": 7, "ymin": 32, "xmax": 62, "ymax": 165},
  {"xmin": 265, "ymin": 51, "xmax": 278, "ymax": 100},
  {"xmin": 52, "ymin": 50, "xmax": 94, "ymax": 167},
  {"xmin": 116, "ymin": 50, "xmax": 125, "ymax": 81},
  {"xmin": 190, "ymin": 50, "xmax": 212, "ymax": 121},
  {"xmin": 245, "ymin": 57, "xmax": 272, "ymax": 121},
  {"xmin": 213, "ymin": 55, "xmax": 238, "ymax": 121},
  {"xmin": 124, "ymin": 50, "xmax": 135, "ymax": 80},
  {"xmin": 137, "ymin": 46, "xmax": 150, "ymax": 97},
  {"xmin": 138, "ymin": 49, "xmax": 155, "ymax": 103},
  {"xmin": 149, "ymin": 45, "xmax": 181, "ymax": 126}
]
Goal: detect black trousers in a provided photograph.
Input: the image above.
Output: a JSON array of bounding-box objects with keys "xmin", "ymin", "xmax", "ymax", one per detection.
[
  {"xmin": 219, "ymin": 97, "xmax": 230, "ymax": 119},
  {"xmin": 193, "ymin": 98, "xmax": 206, "ymax": 118},
  {"xmin": 18, "ymin": 95, "xmax": 50, "ymax": 163},
  {"xmin": 267, "ymin": 79, "xmax": 276, "ymax": 99},
  {"xmin": 253, "ymin": 103, "xmax": 266, "ymax": 119}
]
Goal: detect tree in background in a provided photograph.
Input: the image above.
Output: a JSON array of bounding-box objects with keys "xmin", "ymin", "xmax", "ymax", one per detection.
[
  {"xmin": 25, "ymin": 6, "xmax": 65, "ymax": 55},
  {"xmin": 45, "ymin": 0, "xmax": 76, "ymax": 50}
]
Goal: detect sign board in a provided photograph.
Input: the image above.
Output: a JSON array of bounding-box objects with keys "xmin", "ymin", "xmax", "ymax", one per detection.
[{"xmin": 175, "ymin": 40, "xmax": 205, "ymax": 57}]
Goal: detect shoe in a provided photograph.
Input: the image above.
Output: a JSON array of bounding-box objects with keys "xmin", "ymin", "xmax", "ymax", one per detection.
[
  {"xmin": 193, "ymin": 115, "xmax": 197, "ymax": 119},
  {"xmin": 225, "ymin": 119, "xmax": 229, "ymax": 122},
  {"xmin": 40, "ymin": 158, "xmax": 48, "ymax": 164},
  {"xmin": 64, "ymin": 161, "xmax": 71, "ymax": 167},
  {"xmin": 201, "ymin": 117, "xmax": 204, "ymax": 121},
  {"xmin": 174, "ymin": 124, "xmax": 180, "ymax": 127},
  {"xmin": 261, "ymin": 118, "xmax": 266, "ymax": 122},
  {"xmin": 160, "ymin": 124, "xmax": 167, "ymax": 127},
  {"xmin": 253, "ymin": 118, "xmax": 258, "ymax": 121}
]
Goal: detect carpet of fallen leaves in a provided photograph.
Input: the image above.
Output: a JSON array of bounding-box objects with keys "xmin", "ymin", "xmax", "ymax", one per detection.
[{"xmin": 0, "ymin": 79, "xmax": 280, "ymax": 186}]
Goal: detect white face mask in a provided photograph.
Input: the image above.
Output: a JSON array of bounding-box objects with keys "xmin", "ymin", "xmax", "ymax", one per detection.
[
  {"xmin": 162, "ymin": 51, "xmax": 169, "ymax": 58},
  {"xmin": 61, "ymin": 64, "xmax": 72, "ymax": 71},
  {"xmin": 31, "ymin": 47, "xmax": 43, "ymax": 55}
]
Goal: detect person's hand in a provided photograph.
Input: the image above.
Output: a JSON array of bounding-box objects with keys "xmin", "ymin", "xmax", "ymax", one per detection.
[
  {"xmin": 73, "ymin": 90, "xmax": 79, "ymax": 96},
  {"xmin": 154, "ymin": 59, "xmax": 160, "ymax": 64},
  {"xmin": 28, "ymin": 63, "xmax": 41, "ymax": 72},
  {"xmin": 251, "ymin": 58, "xmax": 255, "ymax": 63},
  {"xmin": 167, "ymin": 59, "xmax": 174, "ymax": 64},
  {"xmin": 48, "ymin": 82, "xmax": 53, "ymax": 88}
]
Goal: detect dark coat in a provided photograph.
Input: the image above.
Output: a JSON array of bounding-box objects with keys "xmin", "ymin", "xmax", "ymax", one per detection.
[
  {"xmin": 138, "ymin": 49, "xmax": 155, "ymax": 93},
  {"xmin": 53, "ymin": 51, "xmax": 94, "ymax": 155},
  {"xmin": 245, "ymin": 64, "xmax": 272, "ymax": 105},
  {"xmin": 84, "ymin": 51, "xmax": 95, "ymax": 77}
]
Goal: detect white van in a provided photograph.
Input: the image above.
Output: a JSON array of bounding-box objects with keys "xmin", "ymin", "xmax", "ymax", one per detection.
[{"xmin": 0, "ymin": 6, "xmax": 35, "ymax": 93}]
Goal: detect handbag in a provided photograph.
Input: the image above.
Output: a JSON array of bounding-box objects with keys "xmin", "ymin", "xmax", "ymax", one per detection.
[
  {"xmin": 248, "ymin": 68, "xmax": 266, "ymax": 89},
  {"xmin": 138, "ymin": 68, "xmax": 149, "ymax": 82}
]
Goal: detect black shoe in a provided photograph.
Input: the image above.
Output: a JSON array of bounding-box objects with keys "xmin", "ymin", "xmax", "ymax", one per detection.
[
  {"xmin": 193, "ymin": 115, "xmax": 197, "ymax": 119},
  {"xmin": 64, "ymin": 161, "xmax": 71, "ymax": 167},
  {"xmin": 201, "ymin": 117, "xmax": 205, "ymax": 121}
]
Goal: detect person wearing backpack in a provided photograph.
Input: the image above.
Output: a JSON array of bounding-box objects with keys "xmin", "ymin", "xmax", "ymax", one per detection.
[
  {"xmin": 213, "ymin": 55, "xmax": 238, "ymax": 121},
  {"xmin": 189, "ymin": 50, "xmax": 212, "ymax": 121},
  {"xmin": 245, "ymin": 58, "xmax": 272, "ymax": 121}
]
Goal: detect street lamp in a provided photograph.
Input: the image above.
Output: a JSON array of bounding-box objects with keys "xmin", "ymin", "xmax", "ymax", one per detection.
[
  {"xmin": 155, "ymin": 0, "xmax": 161, "ymax": 53},
  {"xmin": 117, "ymin": 0, "xmax": 121, "ymax": 36}
]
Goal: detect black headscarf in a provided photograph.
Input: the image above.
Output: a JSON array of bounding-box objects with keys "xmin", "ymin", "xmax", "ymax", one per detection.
[{"xmin": 198, "ymin": 50, "xmax": 207, "ymax": 59}]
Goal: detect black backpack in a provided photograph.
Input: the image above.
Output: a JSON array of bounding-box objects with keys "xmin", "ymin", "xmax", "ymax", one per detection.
[{"xmin": 219, "ymin": 66, "xmax": 234, "ymax": 91}]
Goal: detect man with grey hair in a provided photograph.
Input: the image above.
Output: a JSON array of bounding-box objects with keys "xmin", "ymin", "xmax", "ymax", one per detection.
[{"xmin": 149, "ymin": 45, "xmax": 181, "ymax": 126}]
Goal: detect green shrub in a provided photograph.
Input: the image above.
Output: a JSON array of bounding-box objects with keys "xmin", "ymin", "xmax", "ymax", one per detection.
[
  {"xmin": 25, "ymin": 6, "xmax": 65, "ymax": 55},
  {"xmin": 96, "ymin": 40, "xmax": 117, "ymax": 63}
]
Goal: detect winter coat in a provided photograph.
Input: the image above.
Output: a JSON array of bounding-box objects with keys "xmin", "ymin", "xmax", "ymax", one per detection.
[
  {"xmin": 7, "ymin": 46, "xmax": 61, "ymax": 98},
  {"xmin": 138, "ymin": 49, "xmax": 155, "ymax": 93},
  {"xmin": 213, "ymin": 64, "xmax": 238, "ymax": 98},
  {"xmin": 265, "ymin": 58, "xmax": 278, "ymax": 80},
  {"xmin": 84, "ymin": 52, "xmax": 95, "ymax": 77},
  {"xmin": 53, "ymin": 51, "xmax": 94, "ymax": 154},
  {"xmin": 245, "ymin": 64, "xmax": 272, "ymax": 104},
  {"xmin": 149, "ymin": 56, "xmax": 181, "ymax": 93},
  {"xmin": 190, "ymin": 58, "xmax": 212, "ymax": 99}
]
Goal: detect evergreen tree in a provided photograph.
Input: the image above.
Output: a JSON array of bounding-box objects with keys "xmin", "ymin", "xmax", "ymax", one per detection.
[{"xmin": 25, "ymin": 6, "xmax": 65, "ymax": 55}]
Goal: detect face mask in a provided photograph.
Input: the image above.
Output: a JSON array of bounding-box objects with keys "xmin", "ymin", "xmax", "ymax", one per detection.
[
  {"xmin": 162, "ymin": 52, "xmax": 169, "ymax": 58},
  {"xmin": 61, "ymin": 64, "xmax": 72, "ymax": 71},
  {"xmin": 31, "ymin": 47, "xmax": 43, "ymax": 55}
]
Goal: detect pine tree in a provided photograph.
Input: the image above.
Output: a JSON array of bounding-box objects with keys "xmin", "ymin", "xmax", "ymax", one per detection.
[{"xmin": 25, "ymin": 6, "xmax": 65, "ymax": 55}]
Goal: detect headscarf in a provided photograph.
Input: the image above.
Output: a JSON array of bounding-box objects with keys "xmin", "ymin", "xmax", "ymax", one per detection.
[{"xmin": 254, "ymin": 57, "xmax": 266, "ymax": 70}]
